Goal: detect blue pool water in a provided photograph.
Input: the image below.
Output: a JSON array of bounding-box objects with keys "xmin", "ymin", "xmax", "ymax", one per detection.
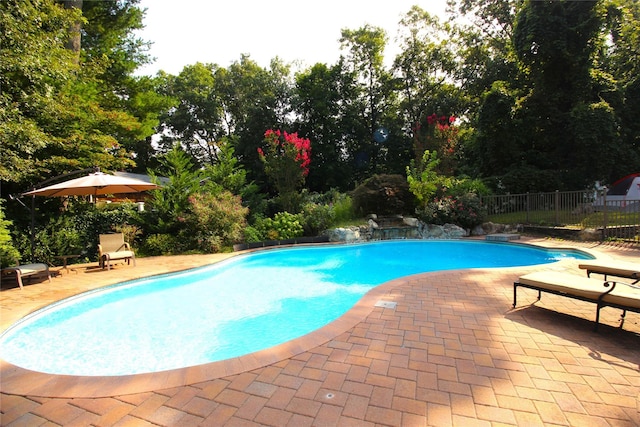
[{"xmin": 0, "ymin": 240, "xmax": 592, "ymax": 376}]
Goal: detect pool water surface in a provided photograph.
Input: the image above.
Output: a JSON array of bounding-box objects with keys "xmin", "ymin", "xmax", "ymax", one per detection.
[{"xmin": 0, "ymin": 240, "xmax": 592, "ymax": 376}]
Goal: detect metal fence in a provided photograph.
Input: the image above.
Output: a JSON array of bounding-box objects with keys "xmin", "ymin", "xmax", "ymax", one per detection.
[{"xmin": 480, "ymin": 190, "xmax": 640, "ymax": 242}]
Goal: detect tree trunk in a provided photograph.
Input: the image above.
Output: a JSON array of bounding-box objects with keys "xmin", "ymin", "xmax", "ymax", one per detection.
[{"xmin": 63, "ymin": 0, "xmax": 83, "ymax": 63}]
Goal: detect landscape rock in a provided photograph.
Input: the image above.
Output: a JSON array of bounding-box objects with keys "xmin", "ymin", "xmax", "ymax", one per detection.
[{"xmin": 325, "ymin": 227, "xmax": 362, "ymax": 243}]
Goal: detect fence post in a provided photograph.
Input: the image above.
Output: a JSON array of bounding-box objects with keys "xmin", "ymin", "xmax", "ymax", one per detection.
[
  {"xmin": 555, "ymin": 190, "xmax": 560, "ymax": 225},
  {"xmin": 526, "ymin": 193, "xmax": 530, "ymax": 223},
  {"xmin": 602, "ymin": 188, "xmax": 608, "ymax": 240}
]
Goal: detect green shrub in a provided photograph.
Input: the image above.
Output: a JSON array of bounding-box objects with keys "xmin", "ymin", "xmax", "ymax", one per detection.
[
  {"xmin": 13, "ymin": 211, "xmax": 90, "ymax": 265},
  {"xmin": 255, "ymin": 212, "xmax": 304, "ymax": 240},
  {"xmin": 48, "ymin": 226, "xmax": 84, "ymax": 259},
  {"xmin": 142, "ymin": 234, "xmax": 180, "ymax": 256},
  {"xmin": 419, "ymin": 193, "xmax": 486, "ymax": 229},
  {"xmin": 351, "ymin": 174, "xmax": 415, "ymax": 216},
  {"xmin": 113, "ymin": 224, "xmax": 143, "ymax": 248},
  {"xmin": 445, "ymin": 177, "xmax": 491, "ymax": 197},
  {"xmin": 186, "ymin": 191, "xmax": 249, "ymax": 252},
  {"xmin": 243, "ymin": 225, "xmax": 263, "ymax": 243},
  {"xmin": 332, "ymin": 194, "xmax": 355, "ymax": 223},
  {"xmin": 301, "ymin": 203, "xmax": 335, "ymax": 235},
  {"xmin": 0, "ymin": 200, "xmax": 20, "ymax": 267}
]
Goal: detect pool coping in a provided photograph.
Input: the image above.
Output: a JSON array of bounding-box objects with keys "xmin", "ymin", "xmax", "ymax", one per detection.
[{"xmin": 0, "ymin": 241, "xmax": 603, "ymax": 398}]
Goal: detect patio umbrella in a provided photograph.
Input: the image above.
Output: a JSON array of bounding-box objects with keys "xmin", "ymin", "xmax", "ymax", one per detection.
[{"xmin": 22, "ymin": 172, "xmax": 159, "ymax": 198}]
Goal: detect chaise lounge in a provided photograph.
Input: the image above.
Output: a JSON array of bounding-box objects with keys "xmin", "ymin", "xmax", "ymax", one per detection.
[
  {"xmin": 98, "ymin": 233, "xmax": 136, "ymax": 271},
  {"xmin": 578, "ymin": 260, "xmax": 639, "ymax": 284},
  {"xmin": 1, "ymin": 263, "xmax": 51, "ymax": 290},
  {"xmin": 513, "ymin": 270, "xmax": 640, "ymax": 331}
]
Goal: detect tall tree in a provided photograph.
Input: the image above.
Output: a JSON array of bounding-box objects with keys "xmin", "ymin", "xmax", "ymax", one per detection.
[
  {"xmin": 295, "ymin": 61, "xmax": 356, "ymax": 191},
  {"xmin": 75, "ymin": 0, "xmax": 160, "ymax": 165},
  {"xmin": 160, "ymin": 55, "xmax": 295, "ymax": 190},
  {"xmin": 125, "ymin": 74, "xmax": 177, "ymax": 172},
  {"xmin": 512, "ymin": 0, "xmax": 616, "ymax": 188},
  {"xmin": 445, "ymin": 0, "xmax": 524, "ymax": 182},
  {"xmin": 394, "ymin": 6, "xmax": 465, "ymax": 175},
  {"xmin": 161, "ymin": 62, "xmax": 224, "ymax": 165},
  {"xmin": 600, "ymin": 0, "xmax": 640, "ymax": 176},
  {"xmin": 447, "ymin": 0, "xmax": 520, "ymax": 104},
  {"xmin": 394, "ymin": 6, "xmax": 459, "ymax": 125},
  {"xmin": 218, "ymin": 56, "xmax": 294, "ymax": 186},
  {"xmin": 339, "ymin": 25, "xmax": 397, "ymax": 180},
  {"xmin": 0, "ymin": 0, "xmax": 80, "ymax": 183},
  {"xmin": 1, "ymin": 0, "xmax": 161, "ymax": 192},
  {"xmin": 79, "ymin": 0, "xmax": 151, "ymax": 97}
]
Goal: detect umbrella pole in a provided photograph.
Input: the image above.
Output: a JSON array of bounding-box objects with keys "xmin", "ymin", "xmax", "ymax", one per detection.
[{"xmin": 30, "ymin": 194, "xmax": 35, "ymax": 262}]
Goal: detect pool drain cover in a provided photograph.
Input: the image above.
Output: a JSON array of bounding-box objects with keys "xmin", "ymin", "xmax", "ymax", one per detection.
[{"xmin": 375, "ymin": 301, "xmax": 397, "ymax": 309}]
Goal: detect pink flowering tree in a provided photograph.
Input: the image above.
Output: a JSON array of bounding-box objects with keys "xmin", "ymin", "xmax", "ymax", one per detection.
[
  {"xmin": 412, "ymin": 113, "xmax": 459, "ymax": 175},
  {"xmin": 258, "ymin": 129, "xmax": 311, "ymax": 212}
]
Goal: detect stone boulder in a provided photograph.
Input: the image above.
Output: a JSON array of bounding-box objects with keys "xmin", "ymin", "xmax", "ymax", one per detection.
[
  {"xmin": 325, "ymin": 227, "xmax": 362, "ymax": 243},
  {"xmin": 403, "ymin": 217, "xmax": 420, "ymax": 227},
  {"xmin": 443, "ymin": 224, "xmax": 468, "ymax": 238},
  {"xmin": 471, "ymin": 222, "xmax": 523, "ymax": 236},
  {"xmin": 418, "ymin": 223, "xmax": 468, "ymax": 239}
]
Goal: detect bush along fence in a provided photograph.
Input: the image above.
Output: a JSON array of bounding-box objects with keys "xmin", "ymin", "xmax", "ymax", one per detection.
[{"xmin": 479, "ymin": 189, "xmax": 640, "ymax": 243}]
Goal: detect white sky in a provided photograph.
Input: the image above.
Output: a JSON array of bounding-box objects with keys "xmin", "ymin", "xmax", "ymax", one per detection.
[{"xmin": 135, "ymin": 0, "xmax": 449, "ymax": 76}]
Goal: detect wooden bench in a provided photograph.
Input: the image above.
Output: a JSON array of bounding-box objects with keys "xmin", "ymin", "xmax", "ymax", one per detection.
[
  {"xmin": 1, "ymin": 263, "xmax": 51, "ymax": 289},
  {"xmin": 513, "ymin": 271, "xmax": 640, "ymax": 331}
]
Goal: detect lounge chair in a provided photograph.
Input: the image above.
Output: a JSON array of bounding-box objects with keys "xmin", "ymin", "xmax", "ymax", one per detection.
[
  {"xmin": 578, "ymin": 260, "xmax": 639, "ymax": 284},
  {"xmin": 1, "ymin": 263, "xmax": 51, "ymax": 289},
  {"xmin": 513, "ymin": 271, "xmax": 640, "ymax": 331},
  {"xmin": 98, "ymin": 233, "xmax": 136, "ymax": 271}
]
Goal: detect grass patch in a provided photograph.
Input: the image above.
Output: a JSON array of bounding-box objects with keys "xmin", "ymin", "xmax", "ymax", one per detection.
[{"xmin": 487, "ymin": 210, "xmax": 640, "ymax": 228}]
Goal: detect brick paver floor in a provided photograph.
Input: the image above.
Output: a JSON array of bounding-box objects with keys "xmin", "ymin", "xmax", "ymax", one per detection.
[{"xmin": 1, "ymin": 237, "xmax": 639, "ymax": 426}]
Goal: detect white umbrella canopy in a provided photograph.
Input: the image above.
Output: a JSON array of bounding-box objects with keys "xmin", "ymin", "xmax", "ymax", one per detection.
[{"xmin": 22, "ymin": 172, "xmax": 159, "ymax": 198}]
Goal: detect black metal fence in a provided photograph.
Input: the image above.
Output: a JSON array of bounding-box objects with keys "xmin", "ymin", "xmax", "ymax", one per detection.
[{"xmin": 480, "ymin": 190, "xmax": 640, "ymax": 242}]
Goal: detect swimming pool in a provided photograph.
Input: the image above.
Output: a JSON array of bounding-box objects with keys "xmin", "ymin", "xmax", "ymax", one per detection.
[{"xmin": 0, "ymin": 240, "xmax": 592, "ymax": 376}]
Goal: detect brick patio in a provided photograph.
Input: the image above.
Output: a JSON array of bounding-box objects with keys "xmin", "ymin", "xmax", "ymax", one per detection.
[{"xmin": 1, "ymin": 238, "xmax": 639, "ymax": 426}]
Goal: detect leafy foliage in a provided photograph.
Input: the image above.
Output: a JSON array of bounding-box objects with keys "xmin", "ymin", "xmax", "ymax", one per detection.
[
  {"xmin": 0, "ymin": 0, "xmax": 80, "ymax": 182},
  {"xmin": 201, "ymin": 138, "xmax": 265, "ymax": 221},
  {"xmin": 300, "ymin": 203, "xmax": 335, "ymax": 236},
  {"xmin": 407, "ymin": 148, "xmax": 488, "ymax": 228},
  {"xmin": 1, "ymin": 0, "xmax": 162, "ymax": 188},
  {"xmin": 185, "ymin": 191, "xmax": 248, "ymax": 252},
  {"xmin": 253, "ymin": 212, "xmax": 304, "ymax": 241},
  {"xmin": 406, "ymin": 151, "xmax": 449, "ymax": 204},
  {"xmin": 141, "ymin": 234, "xmax": 183, "ymax": 256},
  {"xmin": 11, "ymin": 201, "xmax": 142, "ymax": 265},
  {"xmin": 294, "ymin": 62, "xmax": 356, "ymax": 191},
  {"xmin": 419, "ymin": 194, "xmax": 487, "ymax": 229},
  {"xmin": 332, "ymin": 194, "xmax": 356, "ymax": 224},
  {"xmin": 0, "ymin": 200, "xmax": 21, "ymax": 266},
  {"xmin": 351, "ymin": 174, "xmax": 415, "ymax": 216},
  {"xmin": 146, "ymin": 146, "xmax": 202, "ymax": 235},
  {"xmin": 144, "ymin": 144, "xmax": 250, "ymax": 252}
]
